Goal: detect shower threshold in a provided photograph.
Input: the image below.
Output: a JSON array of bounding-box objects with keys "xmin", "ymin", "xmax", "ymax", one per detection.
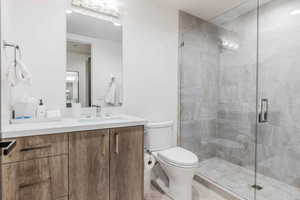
[
  {"xmin": 195, "ymin": 157, "xmax": 300, "ymax": 200},
  {"xmin": 195, "ymin": 174, "xmax": 245, "ymax": 200}
]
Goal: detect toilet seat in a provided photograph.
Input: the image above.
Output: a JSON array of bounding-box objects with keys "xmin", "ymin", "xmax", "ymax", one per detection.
[{"xmin": 157, "ymin": 147, "xmax": 198, "ymax": 168}]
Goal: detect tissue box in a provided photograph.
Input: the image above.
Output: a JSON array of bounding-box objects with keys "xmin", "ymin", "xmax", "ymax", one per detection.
[{"xmin": 46, "ymin": 109, "xmax": 61, "ymax": 118}]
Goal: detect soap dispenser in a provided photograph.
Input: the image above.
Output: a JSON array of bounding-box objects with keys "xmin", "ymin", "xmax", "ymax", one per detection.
[{"xmin": 36, "ymin": 99, "xmax": 46, "ymax": 119}]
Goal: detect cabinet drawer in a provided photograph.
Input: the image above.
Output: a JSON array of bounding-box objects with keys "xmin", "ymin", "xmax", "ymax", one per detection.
[
  {"xmin": 2, "ymin": 134, "xmax": 68, "ymax": 164},
  {"xmin": 2, "ymin": 155, "xmax": 68, "ymax": 200}
]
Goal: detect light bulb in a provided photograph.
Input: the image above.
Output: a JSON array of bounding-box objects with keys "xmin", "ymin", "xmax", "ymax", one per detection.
[
  {"xmin": 113, "ymin": 22, "xmax": 121, "ymax": 26},
  {"xmin": 66, "ymin": 10, "xmax": 73, "ymax": 14},
  {"xmin": 290, "ymin": 9, "xmax": 300, "ymax": 15}
]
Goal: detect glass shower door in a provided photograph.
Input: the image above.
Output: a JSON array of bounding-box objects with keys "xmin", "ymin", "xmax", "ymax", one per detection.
[
  {"xmin": 179, "ymin": 1, "xmax": 259, "ymax": 199},
  {"xmin": 256, "ymin": 0, "xmax": 300, "ymax": 199}
]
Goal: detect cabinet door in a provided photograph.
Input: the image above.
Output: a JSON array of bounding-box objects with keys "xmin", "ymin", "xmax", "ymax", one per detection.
[
  {"xmin": 69, "ymin": 130, "xmax": 109, "ymax": 200},
  {"xmin": 110, "ymin": 126, "xmax": 144, "ymax": 200},
  {"xmin": 2, "ymin": 155, "xmax": 68, "ymax": 200}
]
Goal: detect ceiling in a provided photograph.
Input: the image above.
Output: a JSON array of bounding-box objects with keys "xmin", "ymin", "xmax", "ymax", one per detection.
[
  {"xmin": 156, "ymin": 0, "xmax": 250, "ymax": 21},
  {"xmin": 211, "ymin": 0, "xmax": 273, "ymax": 25},
  {"xmin": 67, "ymin": 12, "xmax": 122, "ymax": 42},
  {"xmin": 67, "ymin": 0, "xmax": 273, "ymax": 40}
]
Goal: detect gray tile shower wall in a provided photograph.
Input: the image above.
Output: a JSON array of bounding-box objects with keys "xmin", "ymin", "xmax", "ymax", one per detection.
[
  {"xmin": 179, "ymin": 10, "xmax": 256, "ymax": 166},
  {"xmin": 216, "ymin": 4, "xmax": 258, "ymax": 168},
  {"xmin": 179, "ymin": 11, "xmax": 220, "ymax": 161},
  {"xmin": 180, "ymin": 0, "xmax": 300, "ymax": 189}
]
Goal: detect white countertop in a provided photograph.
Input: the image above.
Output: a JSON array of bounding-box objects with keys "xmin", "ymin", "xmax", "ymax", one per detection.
[{"xmin": 1, "ymin": 115, "xmax": 147, "ymax": 139}]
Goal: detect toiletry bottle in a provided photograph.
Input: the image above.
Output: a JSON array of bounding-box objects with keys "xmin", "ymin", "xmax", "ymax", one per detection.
[{"xmin": 37, "ymin": 99, "xmax": 46, "ymax": 119}]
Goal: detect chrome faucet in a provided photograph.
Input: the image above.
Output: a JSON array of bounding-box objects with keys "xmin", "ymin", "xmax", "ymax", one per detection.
[{"xmin": 91, "ymin": 105, "xmax": 101, "ymax": 117}]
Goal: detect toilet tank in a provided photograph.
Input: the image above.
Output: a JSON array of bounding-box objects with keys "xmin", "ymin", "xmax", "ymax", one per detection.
[{"xmin": 145, "ymin": 121, "xmax": 174, "ymax": 151}]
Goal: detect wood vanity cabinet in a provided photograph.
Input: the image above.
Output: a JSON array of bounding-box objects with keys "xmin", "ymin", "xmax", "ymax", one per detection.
[
  {"xmin": 1, "ymin": 125, "xmax": 144, "ymax": 200},
  {"xmin": 1, "ymin": 134, "xmax": 69, "ymax": 200},
  {"xmin": 69, "ymin": 126, "xmax": 144, "ymax": 200}
]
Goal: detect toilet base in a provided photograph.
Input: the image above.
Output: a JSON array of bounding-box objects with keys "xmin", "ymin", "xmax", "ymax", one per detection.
[
  {"xmin": 169, "ymin": 177, "xmax": 193, "ymax": 200},
  {"xmin": 152, "ymin": 178, "xmax": 174, "ymax": 200}
]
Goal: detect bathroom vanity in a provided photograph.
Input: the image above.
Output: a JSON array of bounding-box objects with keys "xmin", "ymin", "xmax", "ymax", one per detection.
[
  {"xmin": 1, "ymin": 1, "xmax": 144, "ymax": 200},
  {"xmin": 1, "ymin": 115, "xmax": 146, "ymax": 200}
]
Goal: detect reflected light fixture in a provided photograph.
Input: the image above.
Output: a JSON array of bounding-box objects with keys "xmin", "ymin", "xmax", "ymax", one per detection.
[
  {"xmin": 221, "ymin": 39, "xmax": 239, "ymax": 51},
  {"xmin": 66, "ymin": 10, "xmax": 73, "ymax": 14},
  {"xmin": 72, "ymin": 0, "xmax": 123, "ymax": 18},
  {"xmin": 113, "ymin": 22, "xmax": 121, "ymax": 26},
  {"xmin": 290, "ymin": 9, "xmax": 300, "ymax": 15}
]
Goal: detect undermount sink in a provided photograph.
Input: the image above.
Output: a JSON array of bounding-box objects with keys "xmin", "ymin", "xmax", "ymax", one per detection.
[{"xmin": 77, "ymin": 116, "xmax": 127, "ymax": 123}]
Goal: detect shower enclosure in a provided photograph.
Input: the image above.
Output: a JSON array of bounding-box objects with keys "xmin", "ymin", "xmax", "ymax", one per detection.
[{"xmin": 179, "ymin": 0, "xmax": 300, "ymax": 199}]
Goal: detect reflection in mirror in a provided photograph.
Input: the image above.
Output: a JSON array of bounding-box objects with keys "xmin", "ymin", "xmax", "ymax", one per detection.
[
  {"xmin": 66, "ymin": 41, "xmax": 92, "ymax": 107},
  {"xmin": 66, "ymin": 7, "xmax": 123, "ymax": 108},
  {"xmin": 66, "ymin": 71, "xmax": 80, "ymax": 107}
]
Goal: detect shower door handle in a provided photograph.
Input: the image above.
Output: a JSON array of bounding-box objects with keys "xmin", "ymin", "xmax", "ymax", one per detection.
[{"xmin": 259, "ymin": 98, "xmax": 268, "ymax": 123}]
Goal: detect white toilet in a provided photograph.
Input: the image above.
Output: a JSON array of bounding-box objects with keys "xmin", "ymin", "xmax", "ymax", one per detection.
[{"xmin": 145, "ymin": 121, "xmax": 199, "ymax": 200}]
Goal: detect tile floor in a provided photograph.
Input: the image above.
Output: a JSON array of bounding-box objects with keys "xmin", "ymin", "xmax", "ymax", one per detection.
[
  {"xmin": 144, "ymin": 180, "xmax": 228, "ymax": 200},
  {"xmin": 198, "ymin": 157, "xmax": 300, "ymax": 200}
]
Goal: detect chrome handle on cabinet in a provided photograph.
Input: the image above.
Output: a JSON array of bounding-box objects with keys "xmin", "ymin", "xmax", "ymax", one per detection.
[
  {"xmin": 115, "ymin": 133, "xmax": 119, "ymax": 154},
  {"xmin": 20, "ymin": 144, "xmax": 51, "ymax": 152},
  {"xmin": 19, "ymin": 178, "xmax": 50, "ymax": 189},
  {"xmin": 259, "ymin": 98, "xmax": 269, "ymax": 123},
  {"xmin": 0, "ymin": 140, "xmax": 16, "ymax": 156}
]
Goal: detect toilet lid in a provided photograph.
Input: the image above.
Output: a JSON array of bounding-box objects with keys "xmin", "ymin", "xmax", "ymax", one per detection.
[{"xmin": 158, "ymin": 147, "xmax": 198, "ymax": 167}]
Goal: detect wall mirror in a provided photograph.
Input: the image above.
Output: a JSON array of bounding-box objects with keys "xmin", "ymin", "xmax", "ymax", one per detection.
[{"xmin": 66, "ymin": 6, "xmax": 123, "ymax": 107}]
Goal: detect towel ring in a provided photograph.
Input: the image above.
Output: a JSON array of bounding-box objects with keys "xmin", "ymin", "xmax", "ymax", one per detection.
[{"xmin": 3, "ymin": 41, "xmax": 22, "ymax": 66}]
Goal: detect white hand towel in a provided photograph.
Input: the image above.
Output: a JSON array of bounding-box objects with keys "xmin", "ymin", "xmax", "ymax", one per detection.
[
  {"xmin": 7, "ymin": 59, "xmax": 32, "ymax": 87},
  {"xmin": 105, "ymin": 81, "xmax": 117, "ymax": 105},
  {"xmin": 17, "ymin": 59, "xmax": 32, "ymax": 85},
  {"xmin": 7, "ymin": 61, "xmax": 17, "ymax": 87}
]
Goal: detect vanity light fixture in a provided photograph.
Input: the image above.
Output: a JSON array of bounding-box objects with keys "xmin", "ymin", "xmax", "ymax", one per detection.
[
  {"xmin": 72, "ymin": 0, "xmax": 123, "ymax": 18},
  {"xmin": 290, "ymin": 9, "xmax": 300, "ymax": 15}
]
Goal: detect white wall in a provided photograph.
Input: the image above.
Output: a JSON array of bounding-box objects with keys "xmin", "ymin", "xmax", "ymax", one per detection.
[
  {"xmin": 1, "ymin": 0, "xmax": 179, "ymax": 142},
  {"xmin": 1, "ymin": 0, "xmax": 67, "ymax": 125},
  {"xmin": 0, "ymin": 0, "xmax": 3, "ymax": 130},
  {"xmin": 121, "ymin": 0, "xmax": 179, "ymax": 143}
]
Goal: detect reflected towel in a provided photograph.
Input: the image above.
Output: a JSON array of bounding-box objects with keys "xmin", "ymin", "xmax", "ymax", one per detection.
[{"xmin": 105, "ymin": 80, "xmax": 117, "ymax": 105}]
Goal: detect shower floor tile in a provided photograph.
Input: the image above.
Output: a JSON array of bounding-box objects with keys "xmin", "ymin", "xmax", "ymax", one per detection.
[
  {"xmin": 144, "ymin": 180, "xmax": 228, "ymax": 200},
  {"xmin": 198, "ymin": 157, "xmax": 300, "ymax": 200}
]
